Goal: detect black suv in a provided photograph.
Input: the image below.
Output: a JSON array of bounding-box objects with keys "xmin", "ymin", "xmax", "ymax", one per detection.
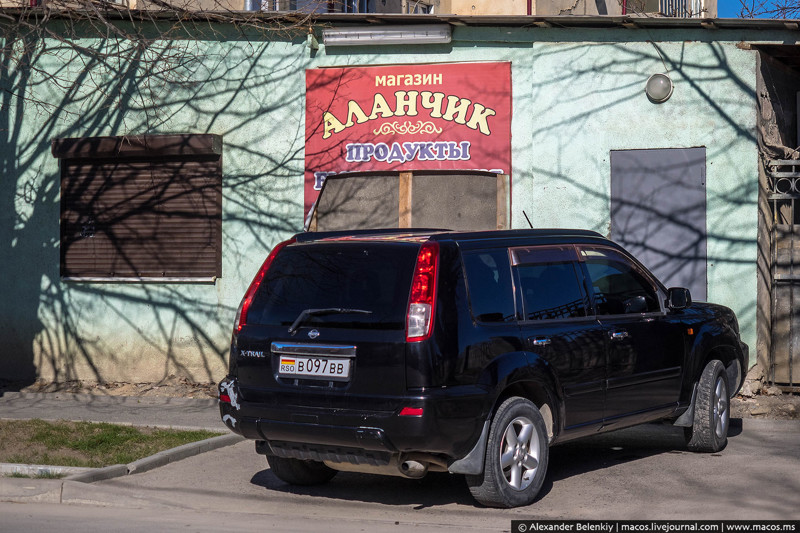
[{"xmin": 219, "ymin": 228, "xmax": 747, "ymax": 508}]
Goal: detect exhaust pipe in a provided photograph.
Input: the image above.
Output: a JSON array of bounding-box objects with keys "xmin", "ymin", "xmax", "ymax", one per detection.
[
  {"xmin": 400, "ymin": 460, "xmax": 428, "ymax": 479},
  {"xmin": 324, "ymin": 453, "xmax": 447, "ymax": 479}
]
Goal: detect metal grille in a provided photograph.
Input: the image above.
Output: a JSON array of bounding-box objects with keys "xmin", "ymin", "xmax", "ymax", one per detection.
[
  {"xmin": 767, "ymin": 159, "xmax": 800, "ymax": 391},
  {"xmin": 54, "ymin": 134, "xmax": 223, "ymax": 282}
]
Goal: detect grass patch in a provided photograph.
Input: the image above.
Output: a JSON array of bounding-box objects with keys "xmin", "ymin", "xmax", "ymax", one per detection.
[{"xmin": 0, "ymin": 419, "xmax": 219, "ymax": 468}]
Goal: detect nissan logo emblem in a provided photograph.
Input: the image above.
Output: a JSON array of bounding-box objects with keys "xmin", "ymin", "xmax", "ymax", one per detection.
[{"xmin": 308, "ymin": 329, "xmax": 320, "ymax": 339}]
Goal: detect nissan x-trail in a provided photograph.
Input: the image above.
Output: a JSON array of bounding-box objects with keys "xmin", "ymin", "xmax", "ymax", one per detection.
[{"xmin": 219, "ymin": 228, "xmax": 747, "ymax": 508}]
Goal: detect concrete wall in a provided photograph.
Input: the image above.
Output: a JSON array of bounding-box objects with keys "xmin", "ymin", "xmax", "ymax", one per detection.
[
  {"xmin": 0, "ymin": 19, "xmax": 778, "ymax": 384},
  {"xmin": 439, "ymin": 0, "xmax": 528, "ymax": 15},
  {"xmin": 534, "ymin": 0, "xmax": 624, "ymax": 16}
]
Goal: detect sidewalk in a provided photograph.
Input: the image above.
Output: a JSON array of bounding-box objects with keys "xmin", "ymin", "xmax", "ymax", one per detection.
[
  {"xmin": 0, "ymin": 391, "xmax": 225, "ymax": 432},
  {"xmin": 4, "ymin": 418, "xmax": 799, "ymax": 524},
  {"xmin": 0, "ymin": 390, "xmax": 241, "ymax": 489}
]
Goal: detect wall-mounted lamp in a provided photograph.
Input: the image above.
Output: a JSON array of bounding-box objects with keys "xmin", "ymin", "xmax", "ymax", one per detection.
[
  {"xmin": 322, "ymin": 25, "xmax": 452, "ymax": 47},
  {"xmin": 307, "ymin": 33, "xmax": 319, "ymax": 51},
  {"xmin": 645, "ymin": 73, "xmax": 673, "ymax": 103}
]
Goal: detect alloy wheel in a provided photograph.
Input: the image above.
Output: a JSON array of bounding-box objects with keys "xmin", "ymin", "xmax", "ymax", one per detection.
[
  {"xmin": 713, "ymin": 376, "xmax": 729, "ymax": 439},
  {"xmin": 499, "ymin": 416, "xmax": 540, "ymax": 490}
]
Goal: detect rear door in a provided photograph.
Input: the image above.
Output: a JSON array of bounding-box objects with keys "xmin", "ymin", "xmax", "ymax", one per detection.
[
  {"xmin": 511, "ymin": 245, "xmax": 607, "ymax": 437},
  {"xmin": 458, "ymin": 247, "xmax": 525, "ymax": 386}
]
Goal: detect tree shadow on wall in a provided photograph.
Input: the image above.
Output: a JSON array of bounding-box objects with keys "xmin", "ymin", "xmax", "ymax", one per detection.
[
  {"xmin": 518, "ymin": 38, "xmax": 759, "ymax": 339},
  {"xmin": 0, "ymin": 13, "xmax": 308, "ymax": 387}
]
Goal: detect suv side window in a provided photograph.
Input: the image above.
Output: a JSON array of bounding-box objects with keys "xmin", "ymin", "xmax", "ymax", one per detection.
[
  {"xmin": 511, "ymin": 246, "xmax": 589, "ymax": 321},
  {"xmin": 579, "ymin": 247, "xmax": 661, "ymax": 315},
  {"xmin": 462, "ymin": 249, "xmax": 516, "ymax": 323}
]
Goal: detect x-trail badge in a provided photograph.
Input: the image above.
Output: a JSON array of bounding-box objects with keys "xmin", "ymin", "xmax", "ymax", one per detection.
[{"xmin": 308, "ymin": 329, "xmax": 320, "ymax": 339}]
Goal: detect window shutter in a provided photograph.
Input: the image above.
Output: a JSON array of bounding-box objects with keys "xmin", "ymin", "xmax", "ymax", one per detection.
[{"xmin": 53, "ymin": 134, "xmax": 222, "ymax": 281}]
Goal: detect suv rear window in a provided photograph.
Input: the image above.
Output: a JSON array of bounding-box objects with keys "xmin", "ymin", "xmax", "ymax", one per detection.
[{"xmin": 246, "ymin": 242, "xmax": 418, "ymax": 329}]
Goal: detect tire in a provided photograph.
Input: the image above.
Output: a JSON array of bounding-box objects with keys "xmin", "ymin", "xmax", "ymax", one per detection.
[
  {"xmin": 685, "ymin": 359, "xmax": 730, "ymax": 453},
  {"xmin": 266, "ymin": 455, "xmax": 338, "ymax": 486},
  {"xmin": 466, "ymin": 397, "xmax": 549, "ymax": 508}
]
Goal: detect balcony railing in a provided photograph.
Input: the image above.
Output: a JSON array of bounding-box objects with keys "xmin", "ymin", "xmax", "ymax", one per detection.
[{"xmin": 660, "ymin": 0, "xmax": 707, "ymax": 18}]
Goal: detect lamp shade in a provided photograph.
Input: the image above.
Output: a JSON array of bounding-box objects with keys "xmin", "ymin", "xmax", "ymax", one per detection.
[
  {"xmin": 645, "ymin": 73, "xmax": 673, "ymax": 103},
  {"xmin": 323, "ymin": 25, "xmax": 452, "ymax": 46}
]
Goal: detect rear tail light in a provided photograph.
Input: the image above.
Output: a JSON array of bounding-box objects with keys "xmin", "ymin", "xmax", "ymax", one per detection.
[
  {"xmin": 399, "ymin": 407, "xmax": 423, "ymax": 416},
  {"xmin": 234, "ymin": 237, "xmax": 296, "ymax": 333},
  {"xmin": 406, "ymin": 241, "xmax": 439, "ymax": 342},
  {"xmin": 219, "ymin": 392, "xmax": 232, "ymax": 404}
]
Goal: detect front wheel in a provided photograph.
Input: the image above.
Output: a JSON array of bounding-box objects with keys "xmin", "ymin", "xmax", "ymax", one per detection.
[
  {"xmin": 685, "ymin": 359, "xmax": 730, "ymax": 453},
  {"xmin": 266, "ymin": 455, "xmax": 338, "ymax": 485},
  {"xmin": 466, "ymin": 397, "xmax": 549, "ymax": 508}
]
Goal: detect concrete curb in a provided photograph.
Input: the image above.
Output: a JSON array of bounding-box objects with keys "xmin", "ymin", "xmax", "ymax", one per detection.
[
  {"xmin": 125, "ymin": 433, "xmax": 243, "ymax": 475},
  {"xmin": 2, "ymin": 433, "xmax": 244, "ymax": 490},
  {"xmin": 0, "ymin": 463, "xmax": 92, "ymax": 477},
  {"xmin": 66, "ymin": 464, "xmax": 129, "ymax": 483}
]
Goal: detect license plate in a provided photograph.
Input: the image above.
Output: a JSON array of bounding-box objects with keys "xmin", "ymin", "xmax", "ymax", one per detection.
[{"xmin": 278, "ymin": 356, "xmax": 351, "ymax": 381}]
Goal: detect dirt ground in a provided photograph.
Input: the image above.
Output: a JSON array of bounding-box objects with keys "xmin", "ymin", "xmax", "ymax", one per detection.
[
  {"xmin": 2, "ymin": 375, "xmax": 799, "ymax": 420},
  {"xmin": 731, "ymin": 392, "xmax": 800, "ymax": 420},
  {"xmin": 1, "ymin": 375, "xmax": 218, "ymax": 400}
]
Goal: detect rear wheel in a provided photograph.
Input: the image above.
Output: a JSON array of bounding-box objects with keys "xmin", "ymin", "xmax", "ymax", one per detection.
[
  {"xmin": 685, "ymin": 359, "xmax": 730, "ymax": 453},
  {"xmin": 466, "ymin": 397, "xmax": 549, "ymax": 508},
  {"xmin": 266, "ymin": 456, "xmax": 338, "ymax": 485}
]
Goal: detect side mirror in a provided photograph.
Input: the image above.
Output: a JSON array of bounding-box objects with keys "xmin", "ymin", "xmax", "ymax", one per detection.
[
  {"xmin": 667, "ymin": 287, "xmax": 692, "ymax": 311},
  {"xmin": 623, "ymin": 295, "xmax": 648, "ymax": 314}
]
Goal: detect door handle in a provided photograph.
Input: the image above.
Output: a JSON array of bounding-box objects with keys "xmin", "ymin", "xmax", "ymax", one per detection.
[
  {"xmin": 610, "ymin": 330, "xmax": 629, "ymax": 341},
  {"xmin": 531, "ymin": 337, "xmax": 551, "ymax": 347}
]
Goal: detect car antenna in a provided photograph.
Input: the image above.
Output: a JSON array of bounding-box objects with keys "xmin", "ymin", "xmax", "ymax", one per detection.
[{"xmin": 522, "ymin": 210, "xmax": 533, "ymax": 229}]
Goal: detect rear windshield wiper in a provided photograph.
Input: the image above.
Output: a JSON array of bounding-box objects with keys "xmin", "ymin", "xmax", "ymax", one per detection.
[{"xmin": 288, "ymin": 308, "xmax": 373, "ymax": 335}]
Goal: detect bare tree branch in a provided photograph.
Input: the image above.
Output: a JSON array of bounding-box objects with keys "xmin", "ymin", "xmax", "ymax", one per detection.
[{"xmin": 739, "ymin": 0, "xmax": 800, "ymax": 18}]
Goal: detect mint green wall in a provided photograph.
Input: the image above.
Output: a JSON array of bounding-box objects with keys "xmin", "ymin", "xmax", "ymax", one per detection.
[
  {"xmin": 0, "ymin": 22, "xmax": 776, "ymax": 382},
  {"xmin": 1, "ymin": 28, "xmax": 310, "ymax": 382}
]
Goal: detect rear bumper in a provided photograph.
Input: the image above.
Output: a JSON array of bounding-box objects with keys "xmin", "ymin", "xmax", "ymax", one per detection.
[{"xmin": 218, "ymin": 376, "xmax": 488, "ymax": 461}]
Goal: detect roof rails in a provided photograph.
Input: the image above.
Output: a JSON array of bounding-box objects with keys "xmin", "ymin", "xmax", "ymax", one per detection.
[
  {"xmin": 295, "ymin": 228, "xmax": 449, "ymax": 243},
  {"xmin": 296, "ymin": 227, "xmax": 605, "ymax": 244}
]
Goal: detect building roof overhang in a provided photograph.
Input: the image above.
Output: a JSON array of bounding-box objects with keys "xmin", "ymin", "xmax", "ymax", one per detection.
[
  {"xmin": 313, "ymin": 13, "xmax": 800, "ymax": 32},
  {"xmin": 1, "ymin": 8, "xmax": 799, "ymax": 33}
]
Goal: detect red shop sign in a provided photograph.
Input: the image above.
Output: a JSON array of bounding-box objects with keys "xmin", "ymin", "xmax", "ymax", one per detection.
[{"xmin": 304, "ymin": 62, "xmax": 511, "ymax": 217}]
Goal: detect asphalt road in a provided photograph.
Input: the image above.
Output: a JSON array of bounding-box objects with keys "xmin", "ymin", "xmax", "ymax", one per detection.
[{"xmin": 2, "ymin": 418, "xmax": 799, "ymax": 531}]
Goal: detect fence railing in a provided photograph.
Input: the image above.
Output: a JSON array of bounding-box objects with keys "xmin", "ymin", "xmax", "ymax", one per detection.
[{"xmin": 660, "ymin": 0, "xmax": 707, "ymax": 18}]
